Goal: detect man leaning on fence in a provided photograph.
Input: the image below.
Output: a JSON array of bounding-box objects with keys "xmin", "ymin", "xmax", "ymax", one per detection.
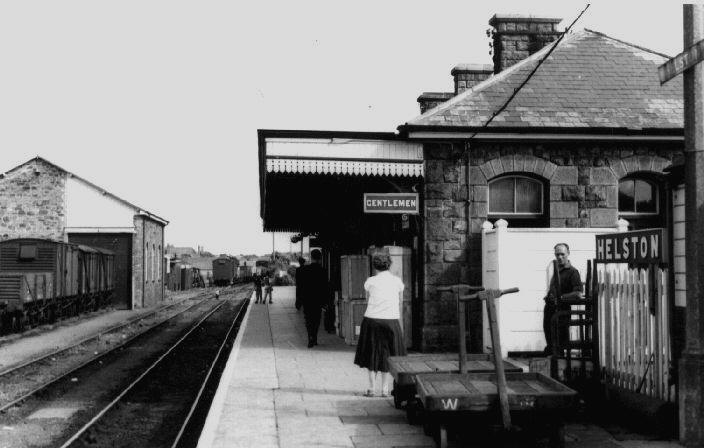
[{"xmin": 543, "ymin": 243, "xmax": 583, "ymax": 356}]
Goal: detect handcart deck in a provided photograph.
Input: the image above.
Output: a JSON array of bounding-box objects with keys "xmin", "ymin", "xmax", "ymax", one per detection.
[
  {"xmin": 415, "ymin": 371, "xmax": 577, "ymax": 412},
  {"xmin": 408, "ymin": 287, "xmax": 578, "ymax": 447},
  {"xmin": 388, "ymin": 353, "xmax": 523, "ymax": 408},
  {"xmin": 414, "ymin": 371, "xmax": 577, "ymax": 447}
]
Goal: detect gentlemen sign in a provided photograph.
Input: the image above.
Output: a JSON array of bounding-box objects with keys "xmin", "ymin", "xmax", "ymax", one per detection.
[
  {"xmin": 595, "ymin": 228, "xmax": 667, "ymax": 264},
  {"xmin": 363, "ymin": 193, "xmax": 419, "ymax": 214}
]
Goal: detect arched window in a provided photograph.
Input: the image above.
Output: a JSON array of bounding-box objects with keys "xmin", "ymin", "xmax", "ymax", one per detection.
[
  {"xmin": 489, "ymin": 175, "xmax": 544, "ymax": 215},
  {"xmin": 618, "ymin": 175, "xmax": 663, "ymax": 229},
  {"xmin": 618, "ymin": 177, "xmax": 658, "ymax": 215}
]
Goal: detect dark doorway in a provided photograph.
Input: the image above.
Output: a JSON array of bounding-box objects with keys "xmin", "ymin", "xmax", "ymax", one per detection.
[{"xmin": 68, "ymin": 233, "xmax": 133, "ymax": 310}]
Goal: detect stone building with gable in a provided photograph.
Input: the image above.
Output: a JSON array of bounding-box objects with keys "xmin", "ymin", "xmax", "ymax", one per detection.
[
  {"xmin": 0, "ymin": 157, "xmax": 169, "ymax": 310},
  {"xmin": 258, "ymin": 14, "xmax": 684, "ymax": 353},
  {"xmin": 398, "ymin": 14, "xmax": 683, "ymax": 351}
]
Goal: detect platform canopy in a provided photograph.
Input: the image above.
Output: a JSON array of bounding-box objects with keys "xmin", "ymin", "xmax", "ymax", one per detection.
[{"xmin": 258, "ymin": 130, "xmax": 424, "ymax": 233}]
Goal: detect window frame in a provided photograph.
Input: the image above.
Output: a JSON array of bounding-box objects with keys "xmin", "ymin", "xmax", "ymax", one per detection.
[
  {"xmin": 618, "ymin": 177, "xmax": 660, "ymax": 217},
  {"xmin": 488, "ymin": 174, "xmax": 545, "ymax": 217}
]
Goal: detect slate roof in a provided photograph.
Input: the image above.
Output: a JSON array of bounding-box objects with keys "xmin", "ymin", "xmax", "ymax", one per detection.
[{"xmin": 402, "ymin": 30, "xmax": 683, "ymax": 133}]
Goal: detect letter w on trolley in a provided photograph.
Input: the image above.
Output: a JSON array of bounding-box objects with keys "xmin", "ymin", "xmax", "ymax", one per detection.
[{"xmin": 441, "ymin": 398, "xmax": 458, "ymax": 410}]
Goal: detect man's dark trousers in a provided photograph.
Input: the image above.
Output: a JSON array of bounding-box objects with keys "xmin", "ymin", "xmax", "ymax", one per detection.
[{"xmin": 304, "ymin": 305, "xmax": 322, "ymax": 345}]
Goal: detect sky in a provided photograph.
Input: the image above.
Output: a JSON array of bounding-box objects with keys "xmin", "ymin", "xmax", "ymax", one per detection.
[{"xmin": 0, "ymin": 1, "xmax": 685, "ymax": 256}]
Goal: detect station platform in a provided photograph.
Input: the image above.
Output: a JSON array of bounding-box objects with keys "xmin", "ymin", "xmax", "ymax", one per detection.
[{"xmin": 197, "ymin": 286, "xmax": 681, "ymax": 448}]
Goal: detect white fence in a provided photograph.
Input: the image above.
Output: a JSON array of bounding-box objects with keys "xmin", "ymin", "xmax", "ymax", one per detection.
[
  {"xmin": 481, "ymin": 220, "xmax": 622, "ymax": 356},
  {"xmin": 597, "ymin": 264, "xmax": 673, "ymax": 402}
]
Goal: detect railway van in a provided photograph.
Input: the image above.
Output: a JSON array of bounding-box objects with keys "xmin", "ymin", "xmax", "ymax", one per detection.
[
  {"xmin": 212, "ymin": 256, "xmax": 237, "ymax": 286},
  {"xmin": 0, "ymin": 238, "xmax": 115, "ymax": 333}
]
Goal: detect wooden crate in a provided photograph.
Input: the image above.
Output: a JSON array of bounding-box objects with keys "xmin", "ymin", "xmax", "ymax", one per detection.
[
  {"xmin": 340, "ymin": 255, "xmax": 370, "ymax": 300},
  {"xmin": 341, "ymin": 298, "xmax": 368, "ymax": 345}
]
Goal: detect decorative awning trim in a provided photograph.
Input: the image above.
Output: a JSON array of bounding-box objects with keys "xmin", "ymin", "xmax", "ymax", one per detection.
[{"xmin": 266, "ymin": 158, "xmax": 424, "ymax": 177}]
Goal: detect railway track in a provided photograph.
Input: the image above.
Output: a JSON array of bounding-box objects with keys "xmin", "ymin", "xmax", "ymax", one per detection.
[
  {"xmin": 61, "ymin": 293, "xmax": 249, "ymax": 448},
  {"xmin": 0, "ymin": 288, "xmax": 222, "ymax": 413},
  {"xmin": 0, "ymin": 287, "xmax": 250, "ymax": 448}
]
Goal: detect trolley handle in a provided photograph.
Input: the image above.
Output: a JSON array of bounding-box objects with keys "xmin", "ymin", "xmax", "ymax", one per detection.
[
  {"xmin": 436, "ymin": 284, "xmax": 484, "ymax": 293},
  {"xmin": 460, "ymin": 287, "xmax": 519, "ymax": 302}
]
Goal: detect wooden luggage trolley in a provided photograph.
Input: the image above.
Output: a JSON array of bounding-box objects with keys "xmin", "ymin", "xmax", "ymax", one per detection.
[
  {"xmin": 413, "ymin": 288, "xmax": 578, "ymax": 448},
  {"xmin": 388, "ymin": 286, "xmax": 522, "ymax": 412}
]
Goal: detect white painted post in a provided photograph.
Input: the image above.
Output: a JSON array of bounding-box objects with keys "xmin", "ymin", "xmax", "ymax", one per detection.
[{"xmin": 493, "ymin": 219, "xmax": 509, "ymax": 358}]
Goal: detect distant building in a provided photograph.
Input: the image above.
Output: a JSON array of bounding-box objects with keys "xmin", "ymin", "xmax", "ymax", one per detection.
[
  {"xmin": 0, "ymin": 157, "xmax": 168, "ymax": 310},
  {"xmin": 165, "ymin": 245, "xmax": 198, "ymax": 258}
]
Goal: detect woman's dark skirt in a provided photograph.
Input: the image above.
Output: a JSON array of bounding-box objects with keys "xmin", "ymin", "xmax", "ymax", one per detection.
[{"xmin": 354, "ymin": 317, "xmax": 406, "ymax": 372}]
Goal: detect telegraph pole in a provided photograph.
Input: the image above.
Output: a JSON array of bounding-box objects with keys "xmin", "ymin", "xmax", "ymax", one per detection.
[{"xmin": 681, "ymin": 4, "xmax": 704, "ymax": 446}]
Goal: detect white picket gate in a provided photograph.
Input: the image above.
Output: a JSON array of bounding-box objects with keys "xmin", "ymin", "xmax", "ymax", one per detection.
[{"xmin": 596, "ymin": 264, "xmax": 674, "ymax": 402}]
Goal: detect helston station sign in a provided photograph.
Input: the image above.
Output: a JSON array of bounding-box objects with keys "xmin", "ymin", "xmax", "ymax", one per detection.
[
  {"xmin": 363, "ymin": 193, "xmax": 419, "ymax": 214},
  {"xmin": 595, "ymin": 228, "xmax": 667, "ymax": 265}
]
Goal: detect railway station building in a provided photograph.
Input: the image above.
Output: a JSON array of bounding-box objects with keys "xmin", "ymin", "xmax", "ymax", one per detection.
[
  {"xmin": 0, "ymin": 156, "xmax": 169, "ymax": 310},
  {"xmin": 260, "ymin": 14, "xmax": 683, "ymax": 351},
  {"xmin": 259, "ymin": 14, "xmax": 694, "ymax": 429}
]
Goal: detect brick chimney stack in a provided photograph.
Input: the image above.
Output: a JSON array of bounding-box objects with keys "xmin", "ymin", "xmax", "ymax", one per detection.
[
  {"xmin": 489, "ymin": 14, "xmax": 562, "ymax": 74},
  {"xmin": 451, "ymin": 64, "xmax": 494, "ymax": 94},
  {"xmin": 417, "ymin": 92, "xmax": 454, "ymax": 114}
]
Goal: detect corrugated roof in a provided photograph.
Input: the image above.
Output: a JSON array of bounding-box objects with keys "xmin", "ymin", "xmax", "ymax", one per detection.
[{"xmin": 402, "ymin": 30, "xmax": 683, "ymax": 132}]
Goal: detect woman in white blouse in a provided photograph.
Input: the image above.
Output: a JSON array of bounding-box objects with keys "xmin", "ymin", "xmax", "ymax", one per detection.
[{"xmin": 354, "ymin": 253, "xmax": 406, "ymax": 397}]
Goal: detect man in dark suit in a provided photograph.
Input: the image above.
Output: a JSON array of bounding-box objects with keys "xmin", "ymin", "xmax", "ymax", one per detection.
[
  {"xmin": 295, "ymin": 257, "xmax": 306, "ymax": 311},
  {"xmin": 297, "ymin": 249, "xmax": 329, "ymax": 348}
]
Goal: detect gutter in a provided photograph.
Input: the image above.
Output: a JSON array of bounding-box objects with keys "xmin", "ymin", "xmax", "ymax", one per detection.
[{"xmin": 405, "ymin": 131, "xmax": 684, "ymax": 142}]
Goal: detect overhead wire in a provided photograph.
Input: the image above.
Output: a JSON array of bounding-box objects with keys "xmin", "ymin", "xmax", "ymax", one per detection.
[{"xmin": 466, "ymin": 4, "xmax": 591, "ymax": 142}]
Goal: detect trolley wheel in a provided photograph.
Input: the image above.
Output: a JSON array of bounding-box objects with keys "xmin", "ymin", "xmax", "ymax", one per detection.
[
  {"xmin": 392, "ymin": 381, "xmax": 402, "ymax": 409},
  {"xmin": 405, "ymin": 399, "xmax": 423, "ymax": 425},
  {"xmin": 548, "ymin": 423, "xmax": 565, "ymax": 448},
  {"xmin": 423, "ymin": 420, "xmax": 436, "ymax": 437}
]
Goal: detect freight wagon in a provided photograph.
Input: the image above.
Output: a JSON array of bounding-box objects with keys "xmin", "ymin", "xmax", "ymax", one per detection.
[
  {"xmin": 0, "ymin": 238, "xmax": 115, "ymax": 333},
  {"xmin": 212, "ymin": 256, "xmax": 237, "ymax": 286}
]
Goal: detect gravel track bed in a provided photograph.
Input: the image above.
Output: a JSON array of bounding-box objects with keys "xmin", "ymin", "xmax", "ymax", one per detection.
[
  {"xmin": 0, "ymin": 286, "xmax": 249, "ymax": 448},
  {"xmin": 0, "ymin": 293, "xmax": 208, "ymax": 410},
  {"xmin": 70, "ymin": 295, "xmax": 248, "ymax": 448}
]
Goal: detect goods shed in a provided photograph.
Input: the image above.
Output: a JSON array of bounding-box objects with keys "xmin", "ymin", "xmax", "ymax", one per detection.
[{"xmin": 0, "ymin": 157, "xmax": 168, "ymax": 309}]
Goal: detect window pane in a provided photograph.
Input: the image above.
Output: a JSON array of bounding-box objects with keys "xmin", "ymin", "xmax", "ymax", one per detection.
[
  {"xmin": 489, "ymin": 178, "xmax": 515, "ymax": 213},
  {"xmin": 635, "ymin": 180, "xmax": 656, "ymax": 213},
  {"xmin": 618, "ymin": 180, "xmax": 635, "ymax": 212},
  {"xmin": 515, "ymin": 178, "xmax": 542, "ymax": 213}
]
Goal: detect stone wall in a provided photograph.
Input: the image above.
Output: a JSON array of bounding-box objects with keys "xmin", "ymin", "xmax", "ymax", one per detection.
[
  {"xmin": 132, "ymin": 215, "xmax": 165, "ymax": 308},
  {"xmin": 421, "ymin": 141, "xmax": 683, "ymax": 351},
  {"xmin": 0, "ymin": 159, "xmax": 66, "ymax": 241}
]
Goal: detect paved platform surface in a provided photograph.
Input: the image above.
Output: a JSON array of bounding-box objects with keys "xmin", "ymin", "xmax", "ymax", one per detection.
[
  {"xmin": 0, "ymin": 288, "xmax": 207, "ymax": 372},
  {"xmin": 198, "ymin": 286, "xmax": 682, "ymax": 448}
]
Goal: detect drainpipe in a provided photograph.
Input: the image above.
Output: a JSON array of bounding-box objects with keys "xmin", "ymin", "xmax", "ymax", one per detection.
[
  {"xmin": 465, "ymin": 142, "xmax": 473, "ymax": 351},
  {"xmin": 142, "ymin": 217, "xmax": 146, "ymax": 309}
]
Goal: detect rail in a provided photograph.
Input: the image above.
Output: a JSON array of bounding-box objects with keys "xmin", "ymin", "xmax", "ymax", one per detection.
[
  {"xmin": 0, "ymin": 288, "xmax": 239, "ymax": 413},
  {"xmin": 58, "ymin": 292, "xmax": 250, "ymax": 448}
]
